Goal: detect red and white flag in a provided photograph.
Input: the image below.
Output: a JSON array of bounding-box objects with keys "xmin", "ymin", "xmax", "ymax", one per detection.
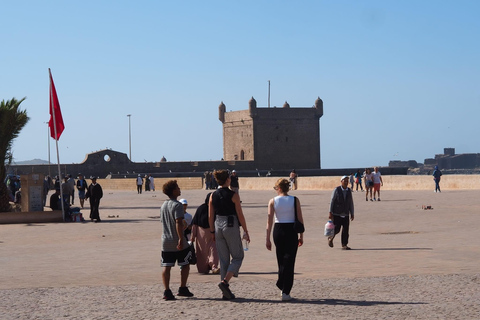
[{"xmin": 49, "ymin": 69, "xmax": 65, "ymax": 140}]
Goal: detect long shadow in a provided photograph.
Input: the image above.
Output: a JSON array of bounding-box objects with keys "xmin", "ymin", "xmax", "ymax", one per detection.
[
  {"xmin": 101, "ymin": 206, "xmax": 160, "ymax": 210},
  {"xmin": 241, "ymin": 205, "xmax": 268, "ymax": 209},
  {"xmin": 191, "ymin": 297, "xmax": 427, "ymax": 306},
  {"xmin": 242, "ymin": 204, "xmax": 315, "ymax": 209},
  {"xmin": 92, "ymin": 219, "xmax": 150, "ymax": 224},
  {"xmin": 352, "ymin": 247, "xmax": 433, "ymax": 251},
  {"xmin": 240, "ymin": 271, "xmax": 278, "ymax": 275},
  {"xmin": 377, "ymin": 199, "xmax": 415, "ymax": 202},
  {"xmin": 68, "ymin": 219, "xmax": 151, "ymax": 224}
]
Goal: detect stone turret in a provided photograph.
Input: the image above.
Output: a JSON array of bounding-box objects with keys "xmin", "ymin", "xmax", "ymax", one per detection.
[
  {"xmin": 249, "ymin": 97, "xmax": 257, "ymax": 117},
  {"xmin": 315, "ymin": 97, "xmax": 324, "ymax": 117},
  {"xmin": 219, "ymin": 101, "xmax": 226, "ymax": 123}
]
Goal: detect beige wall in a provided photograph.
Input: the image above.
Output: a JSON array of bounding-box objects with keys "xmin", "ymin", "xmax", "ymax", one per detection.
[
  {"xmin": 98, "ymin": 177, "xmax": 203, "ymax": 191},
  {"xmin": 97, "ymin": 175, "xmax": 480, "ymax": 191},
  {"xmin": 240, "ymin": 175, "xmax": 480, "ymax": 190}
]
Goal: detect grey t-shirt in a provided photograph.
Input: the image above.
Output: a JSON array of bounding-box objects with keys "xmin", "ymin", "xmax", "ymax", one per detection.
[{"xmin": 160, "ymin": 199, "xmax": 187, "ymax": 252}]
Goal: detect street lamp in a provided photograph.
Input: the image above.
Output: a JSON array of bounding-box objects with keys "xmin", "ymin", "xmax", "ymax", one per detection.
[{"xmin": 127, "ymin": 114, "xmax": 132, "ymax": 161}]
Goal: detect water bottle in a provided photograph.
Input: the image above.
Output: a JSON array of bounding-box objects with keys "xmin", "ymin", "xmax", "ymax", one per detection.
[
  {"xmin": 242, "ymin": 232, "xmax": 249, "ymax": 251},
  {"xmin": 324, "ymin": 220, "xmax": 335, "ymax": 237}
]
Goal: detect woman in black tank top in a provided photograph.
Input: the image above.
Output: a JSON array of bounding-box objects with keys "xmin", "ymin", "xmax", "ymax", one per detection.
[{"xmin": 208, "ymin": 170, "xmax": 250, "ymax": 300}]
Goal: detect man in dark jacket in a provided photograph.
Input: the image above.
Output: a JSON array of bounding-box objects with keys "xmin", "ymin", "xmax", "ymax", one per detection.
[
  {"xmin": 433, "ymin": 165, "xmax": 442, "ymax": 193},
  {"xmin": 328, "ymin": 175, "xmax": 355, "ymax": 250},
  {"xmin": 86, "ymin": 176, "xmax": 103, "ymax": 222}
]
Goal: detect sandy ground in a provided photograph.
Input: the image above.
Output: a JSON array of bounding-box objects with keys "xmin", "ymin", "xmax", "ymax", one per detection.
[{"xmin": 1, "ymin": 188, "xmax": 480, "ymax": 319}]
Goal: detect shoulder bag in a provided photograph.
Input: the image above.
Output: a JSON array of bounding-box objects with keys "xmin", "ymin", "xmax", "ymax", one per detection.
[{"xmin": 293, "ymin": 196, "xmax": 305, "ymax": 233}]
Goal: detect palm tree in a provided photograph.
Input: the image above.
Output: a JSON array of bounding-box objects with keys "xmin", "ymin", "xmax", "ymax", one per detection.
[{"xmin": 0, "ymin": 97, "xmax": 29, "ymax": 212}]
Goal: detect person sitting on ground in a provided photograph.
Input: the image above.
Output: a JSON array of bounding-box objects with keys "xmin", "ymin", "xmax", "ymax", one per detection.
[{"xmin": 50, "ymin": 189, "xmax": 62, "ymax": 210}]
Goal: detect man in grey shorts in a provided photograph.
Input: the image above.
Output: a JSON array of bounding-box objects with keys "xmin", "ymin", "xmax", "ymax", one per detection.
[{"xmin": 160, "ymin": 180, "xmax": 194, "ymax": 300}]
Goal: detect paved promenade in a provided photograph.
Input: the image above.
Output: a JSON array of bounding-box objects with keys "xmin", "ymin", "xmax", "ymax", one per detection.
[{"xmin": 1, "ymin": 188, "xmax": 479, "ymax": 319}]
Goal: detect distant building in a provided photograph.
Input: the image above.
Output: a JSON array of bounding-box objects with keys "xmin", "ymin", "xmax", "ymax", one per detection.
[
  {"xmin": 219, "ymin": 97, "xmax": 324, "ymax": 170},
  {"xmin": 10, "ymin": 96, "xmax": 326, "ymax": 177},
  {"xmin": 389, "ymin": 148, "xmax": 480, "ymax": 172}
]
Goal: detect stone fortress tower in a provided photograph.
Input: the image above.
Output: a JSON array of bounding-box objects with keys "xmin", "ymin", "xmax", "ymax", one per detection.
[{"xmin": 219, "ymin": 97, "xmax": 324, "ymax": 170}]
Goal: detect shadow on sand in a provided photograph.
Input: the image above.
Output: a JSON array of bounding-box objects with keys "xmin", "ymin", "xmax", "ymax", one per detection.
[{"xmin": 190, "ymin": 297, "xmax": 427, "ymax": 306}]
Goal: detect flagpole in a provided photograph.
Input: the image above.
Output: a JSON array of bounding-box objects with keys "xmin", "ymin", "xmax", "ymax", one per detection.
[{"xmin": 49, "ymin": 68, "xmax": 65, "ymax": 222}]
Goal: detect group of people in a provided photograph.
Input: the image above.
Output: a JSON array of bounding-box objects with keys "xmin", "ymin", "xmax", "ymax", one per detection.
[
  {"xmin": 349, "ymin": 167, "xmax": 384, "ymax": 201},
  {"xmin": 48, "ymin": 174, "xmax": 103, "ymax": 222},
  {"xmin": 5, "ymin": 174, "xmax": 21, "ymax": 204},
  {"xmin": 135, "ymin": 174, "xmax": 155, "ymax": 194},
  {"xmin": 203, "ymin": 171, "xmax": 219, "ymax": 190},
  {"xmin": 159, "ymin": 169, "xmax": 305, "ymax": 302}
]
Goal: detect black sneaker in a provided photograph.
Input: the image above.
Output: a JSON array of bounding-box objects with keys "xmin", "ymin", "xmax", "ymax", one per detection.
[
  {"xmin": 222, "ymin": 294, "xmax": 235, "ymax": 300},
  {"xmin": 218, "ymin": 281, "xmax": 234, "ymax": 300},
  {"xmin": 163, "ymin": 289, "xmax": 176, "ymax": 300},
  {"xmin": 177, "ymin": 286, "xmax": 194, "ymax": 297}
]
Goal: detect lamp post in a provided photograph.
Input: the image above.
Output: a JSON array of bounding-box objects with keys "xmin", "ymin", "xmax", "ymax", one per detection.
[{"xmin": 127, "ymin": 114, "xmax": 132, "ymax": 161}]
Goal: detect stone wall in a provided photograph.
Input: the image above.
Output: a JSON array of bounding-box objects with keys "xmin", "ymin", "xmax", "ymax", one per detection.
[
  {"xmin": 219, "ymin": 98, "xmax": 323, "ymax": 171},
  {"xmin": 96, "ymin": 175, "xmax": 480, "ymax": 191},
  {"xmin": 252, "ymin": 107, "xmax": 321, "ymax": 169},
  {"xmin": 222, "ymin": 110, "xmax": 254, "ymax": 161}
]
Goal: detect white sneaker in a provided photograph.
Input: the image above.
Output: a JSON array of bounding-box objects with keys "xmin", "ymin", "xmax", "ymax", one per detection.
[{"xmin": 281, "ymin": 293, "xmax": 292, "ymax": 301}]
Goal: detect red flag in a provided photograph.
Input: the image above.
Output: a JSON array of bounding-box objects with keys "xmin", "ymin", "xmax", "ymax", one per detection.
[{"xmin": 49, "ymin": 69, "xmax": 65, "ymax": 140}]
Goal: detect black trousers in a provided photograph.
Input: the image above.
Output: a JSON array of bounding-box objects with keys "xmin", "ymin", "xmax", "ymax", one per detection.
[
  {"xmin": 332, "ymin": 215, "xmax": 350, "ymax": 247},
  {"xmin": 89, "ymin": 198, "xmax": 101, "ymax": 220},
  {"xmin": 273, "ymin": 223, "xmax": 298, "ymax": 295}
]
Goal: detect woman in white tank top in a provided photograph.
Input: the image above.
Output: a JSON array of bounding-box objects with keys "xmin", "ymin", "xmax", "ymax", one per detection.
[{"xmin": 266, "ymin": 178, "xmax": 304, "ymax": 301}]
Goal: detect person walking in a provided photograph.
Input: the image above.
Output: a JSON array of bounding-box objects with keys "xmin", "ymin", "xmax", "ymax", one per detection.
[
  {"xmin": 67, "ymin": 174, "xmax": 76, "ymax": 205},
  {"xmin": 85, "ymin": 176, "xmax": 103, "ymax": 222},
  {"xmin": 149, "ymin": 174, "xmax": 155, "ymax": 191},
  {"xmin": 327, "ymin": 175, "xmax": 354, "ymax": 250},
  {"xmin": 230, "ymin": 170, "xmax": 240, "ymax": 194},
  {"xmin": 364, "ymin": 168, "xmax": 374, "ymax": 201},
  {"xmin": 354, "ymin": 170, "xmax": 363, "ymax": 192},
  {"xmin": 372, "ymin": 167, "xmax": 383, "ymax": 201},
  {"xmin": 349, "ymin": 173, "xmax": 355, "ymax": 190},
  {"xmin": 266, "ymin": 178, "xmax": 304, "ymax": 301},
  {"xmin": 208, "ymin": 169, "xmax": 250, "ymax": 300},
  {"xmin": 289, "ymin": 170, "xmax": 297, "ymax": 190},
  {"xmin": 62, "ymin": 177, "xmax": 73, "ymax": 205},
  {"xmin": 433, "ymin": 165, "xmax": 443, "ymax": 192},
  {"xmin": 191, "ymin": 193, "xmax": 220, "ymax": 274},
  {"xmin": 76, "ymin": 174, "xmax": 88, "ymax": 208},
  {"xmin": 145, "ymin": 175, "xmax": 150, "ymax": 192},
  {"xmin": 136, "ymin": 174, "xmax": 143, "ymax": 194},
  {"xmin": 42, "ymin": 175, "xmax": 51, "ymax": 207},
  {"xmin": 160, "ymin": 180, "xmax": 194, "ymax": 300}
]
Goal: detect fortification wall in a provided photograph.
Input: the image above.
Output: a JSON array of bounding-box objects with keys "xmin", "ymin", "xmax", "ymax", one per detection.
[{"xmin": 96, "ymin": 175, "xmax": 480, "ymax": 191}]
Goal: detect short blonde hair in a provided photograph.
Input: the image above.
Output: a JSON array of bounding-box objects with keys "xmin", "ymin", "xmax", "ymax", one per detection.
[{"xmin": 274, "ymin": 178, "xmax": 290, "ymax": 193}]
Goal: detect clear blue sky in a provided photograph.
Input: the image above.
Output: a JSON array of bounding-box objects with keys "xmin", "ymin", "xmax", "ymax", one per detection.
[{"xmin": 2, "ymin": 1, "xmax": 479, "ymax": 169}]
